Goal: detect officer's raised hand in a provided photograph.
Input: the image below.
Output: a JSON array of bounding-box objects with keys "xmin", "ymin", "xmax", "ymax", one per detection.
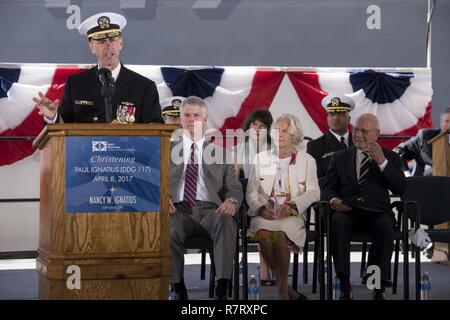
[{"xmin": 33, "ymin": 91, "xmax": 59, "ymax": 121}]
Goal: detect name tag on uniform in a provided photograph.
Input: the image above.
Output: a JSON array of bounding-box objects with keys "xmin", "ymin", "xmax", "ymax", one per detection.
[{"xmin": 74, "ymin": 100, "xmax": 94, "ymax": 106}]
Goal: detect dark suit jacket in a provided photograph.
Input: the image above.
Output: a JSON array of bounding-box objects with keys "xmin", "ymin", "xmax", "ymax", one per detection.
[
  {"xmin": 323, "ymin": 146, "xmax": 406, "ymax": 214},
  {"xmin": 306, "ymin": 131, "xmax": 353, "ymax": 188},
  {"xmin": 170, "ymin": 139, "xmax": 243, "ymax": 208},
  {"xmin": 393, "ymin": 128, "xmax": 440, "ymax": 176},
  {"xmin": 58, "ymin": 64, "xmax": 163, "ymax": 123}
]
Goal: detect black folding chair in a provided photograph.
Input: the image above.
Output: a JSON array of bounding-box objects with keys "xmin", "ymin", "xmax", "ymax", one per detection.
[
  {"xmin": 185, "ymin": 203, "xmax": 242, "ymax": 299},
  {"xmin": 324, "ymin": 199, "xmax": 409, "ymax": 300},
  {"xmin": 292, "ymin": 201, "xmax": 327, "ymax": 300},
  {"xmin": 238, "ymin": 177, "xmax": 250, "ymax": 300},
  {"xmin": 402, "ymin": 176, "xmax": 450, "ymax": 300},
  {"xmin": 190, "ymin": 176, "xmax": 247, "ymax": 300},
  {"xmin": 241, "ymin": 173, "xmax": 326, "ymax": 300},
  {"xmin": 184, "ymin": 235, "xmax": 217, "ymax": 298}
]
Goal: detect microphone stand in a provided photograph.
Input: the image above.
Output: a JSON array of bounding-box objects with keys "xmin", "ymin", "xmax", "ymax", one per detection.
[
  {"xmin": 101, "ymin": 83, "xmax": 114, "ymax": 123},
  {"xmin": 98, "ymin": 68, "xmax": 115, "ymax": 123}
]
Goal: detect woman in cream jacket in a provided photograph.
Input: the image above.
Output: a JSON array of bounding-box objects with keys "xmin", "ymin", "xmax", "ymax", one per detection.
[{"xmin": 246, "ymin": 114, "xmax": 320, "ymax": 300}]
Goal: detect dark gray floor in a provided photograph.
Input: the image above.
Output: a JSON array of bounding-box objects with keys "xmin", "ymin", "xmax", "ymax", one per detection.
[
  {"xmin": 185, "ymin": 261, "xmax": 450, "ymax": 300},
  {"xmin": 1, "ymin": 260, "xmax": 449, "ymax": 300}
]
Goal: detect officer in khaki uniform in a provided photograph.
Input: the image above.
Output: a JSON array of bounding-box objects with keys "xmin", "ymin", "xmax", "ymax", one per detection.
[{"xmin": 34, "ymin": 12, "xmax": 163, "ymax": 124}]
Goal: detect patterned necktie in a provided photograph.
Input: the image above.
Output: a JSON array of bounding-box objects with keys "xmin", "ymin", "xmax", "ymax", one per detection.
[
  {"xmin": 340, "ymin": 136, "xmax": 347, "ymax": 148},
  {"xmin": 358, "ymin": 152, "xmax": 370, "ymax": 185},
  {"xmin": 183, "ymin": 143, "xmax": 198, "ymax": 206}
]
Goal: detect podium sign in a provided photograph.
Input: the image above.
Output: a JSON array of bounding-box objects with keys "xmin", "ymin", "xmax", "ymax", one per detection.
[
  {"xmin": 33, "ymin": 124, "xmax": 176, "ymax": 300},
  {"xmin": 65, "ymin": 136, "xmax": 160, "ymax": 213}
]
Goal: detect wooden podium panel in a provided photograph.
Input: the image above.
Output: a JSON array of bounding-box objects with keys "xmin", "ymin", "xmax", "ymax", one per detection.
[
  {"xmin": 38, "ymin": 274, "xmax": 163, "ymax": 300},
  {"xmin": 429, "ymin": 130, "xmax": 450, "ymax": 263},
  {"xmin": 430, "ymin": 130, "xmax": 450, "ymax": 177},
  {"xmin": 33, "ymin": 124, "xmax": 178, "ymax": 299}
]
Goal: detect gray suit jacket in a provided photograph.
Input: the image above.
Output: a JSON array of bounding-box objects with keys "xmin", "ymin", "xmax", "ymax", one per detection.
[{"xmin": 170, "ymin": 139, "xmax": 243, "ymax": 208}]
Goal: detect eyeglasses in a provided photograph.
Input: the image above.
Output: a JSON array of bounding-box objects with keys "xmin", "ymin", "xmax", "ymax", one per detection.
[{"xmin": 352, "ymin": 127, "xmax": 378, "ymax": 135}]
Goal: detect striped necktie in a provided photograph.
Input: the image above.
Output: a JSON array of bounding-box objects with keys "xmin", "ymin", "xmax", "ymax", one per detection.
[
  {"xmin": 183, "ymin": 143, "xmax": 198, "ymax": 206},
  {"xmin": 358, "ymin": 151, "xmax": 370, "ymax": 185}
]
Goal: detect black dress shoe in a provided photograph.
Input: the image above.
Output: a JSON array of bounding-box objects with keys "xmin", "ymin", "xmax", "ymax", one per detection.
[
  {"xmin": 372, "ymin": 290, "xmax": 385, "ymax": 300},
  {"xmin": 173, "ymin": 281, "xmax": 188, "ymax": 300},
  {"xmin": 215, "ymin": 278, "xmax": 229, "ymax": 300},
  {"xmin": 339, "ymin": 290, "xmax": 353, "ymax": 300}
]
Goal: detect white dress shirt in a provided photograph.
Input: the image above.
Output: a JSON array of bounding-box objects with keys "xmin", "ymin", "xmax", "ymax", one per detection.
[
  {"xmin": 109, "ymin": 63, "xmax": 121, "ymax": 82},
  {"xmin": 329, "ymin": 130, "xmax": 350, "ymax": 147}
]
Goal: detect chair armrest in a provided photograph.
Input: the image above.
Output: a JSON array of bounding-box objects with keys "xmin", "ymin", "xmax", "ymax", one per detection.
[
  {"xmin": 305, "ymin": 204, "xmax": 312, "ymax": 228},
  {"xmin": 390, "ymin": 200, "xmax": 402, "ymax": 211},
  {"xmin": 390, "ymin": 200, "xmax": 403, "ymax": 231},
  {"xmin": 235, "ymin": 202, "xmax": 248, "ymax": 232},
  {"xmin": 401, "ymin": 200, "xmax": 421, "ymax": 231},
  {"xmin": 313, "ymin": 201, "xmax": 331, "ymax": 225},
  {"xmin": 312, "ymin": 201, "xmax": 331, "ymax": 237}
]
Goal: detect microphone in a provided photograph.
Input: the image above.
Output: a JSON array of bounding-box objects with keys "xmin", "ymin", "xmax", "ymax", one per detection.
[
  {"xmin": 98, "ymin": 68, "xmax": 115, "ymax": 87},
  {"xmin": 97, "ymin": 68, "xmax": 115, "ymax": 123}
]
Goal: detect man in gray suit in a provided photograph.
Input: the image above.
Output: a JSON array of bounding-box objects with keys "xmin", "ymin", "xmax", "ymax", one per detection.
[{"xmin": 168, "ymin": 96, "xmax": 243, "ymax": 300}]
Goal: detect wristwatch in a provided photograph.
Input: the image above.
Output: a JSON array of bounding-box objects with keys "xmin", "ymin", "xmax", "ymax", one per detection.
[{"xmin": 227, "ymin": 197, "xmax": 238, "ymax": 205}]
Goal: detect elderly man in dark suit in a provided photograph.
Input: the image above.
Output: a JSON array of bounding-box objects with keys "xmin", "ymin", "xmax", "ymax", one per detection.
[
  {"xmin": 394, "ymin": 107, "xmax": 450, "ymax": 176},
  {"xmin": 307, "ymin": 93, "xmax": 354, "ymax": 189},
  {"xmin": 33, "ymin": 12, "xmax": 163, "ymax": 124},
  {"xmin": 168, "ymin": 96, "xmax": 243, "ymax": 300},
  {"xmin": 323, "ymin": 113, "xmax": 406, "ymax": 300}
]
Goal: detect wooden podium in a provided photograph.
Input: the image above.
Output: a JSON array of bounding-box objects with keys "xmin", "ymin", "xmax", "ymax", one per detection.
[
  {"xmin": 33, "ymin": 124, "xmax": 177, "ymax": 299},
  {"xmin": 430, "ymin": 129, "xmax": 450, "ymax": 176},
  {"xmin": 429, "ymin": 129, "xmax": 450, "ymax": 263}
]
